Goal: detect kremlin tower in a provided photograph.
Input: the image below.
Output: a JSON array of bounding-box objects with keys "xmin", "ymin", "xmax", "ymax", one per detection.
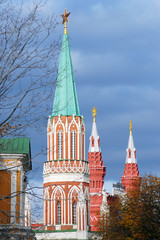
[
  {"xmin": 88, "ymin": 107, "xmax": 106, "ymax": 231},
  {"xmin": 121, "ymin": 121, "xmax": 141, "ymax": 193},
  {"xmin": 43, "ymin": 9, "xmax": 90, "ymax": 239},
  {"xmin": 41, "ymin": 8, "xmax": 142, "ymax": 238}
]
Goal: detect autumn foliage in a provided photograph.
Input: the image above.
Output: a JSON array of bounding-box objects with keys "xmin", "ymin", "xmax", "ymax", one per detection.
[{"xmin": 98, "ymin": 175, "xmax": 160, "ymax": 240}]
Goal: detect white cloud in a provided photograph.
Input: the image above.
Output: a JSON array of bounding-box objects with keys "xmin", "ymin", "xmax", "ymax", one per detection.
[{"xmin": 72, "ymin": 50, "xmax": 127, "ymax": 80}]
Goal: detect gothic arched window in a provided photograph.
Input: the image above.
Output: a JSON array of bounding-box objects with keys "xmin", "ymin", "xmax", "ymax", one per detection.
[
  {"xmin": 71, "ymin": 130, "xmax": 76, "ymax": 159},
  {"xmin": 57, "ymin": 201, "xmax": 61, "ymax": 224},
  {"xmin": 58, "ymin": 131, "xmax": 63, "ymax": 159},
  {"xmin": 72, "ymin": 201, "xmax": 77, "ymax": 224}
]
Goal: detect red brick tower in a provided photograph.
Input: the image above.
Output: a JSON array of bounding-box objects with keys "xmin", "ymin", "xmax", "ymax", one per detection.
[
  {"xmin": 121, "ymin": 121, "xmax": 141, "ymax": 193},
  {"xmin": 43, "ymin": 10, "xmax": 90, "ymax": 239},
  {"xmin": 88, "ymin": 107, "xmax": 106, "ymax": 231}
]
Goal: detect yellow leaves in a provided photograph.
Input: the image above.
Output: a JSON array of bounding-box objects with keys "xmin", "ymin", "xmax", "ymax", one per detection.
[
  {"xmin": 98, "ymin": 175, "xmax": 160, "ymax": 240},
  {"xmin": 0, "ymin": 122, "xmax": 22, "ymax": 137}
]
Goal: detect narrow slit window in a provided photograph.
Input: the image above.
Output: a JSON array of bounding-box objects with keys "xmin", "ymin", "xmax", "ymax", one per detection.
[
  {"xmin": 57, "ymin": 201, "xmax": 61, "ymax": 224},
  {"xmin": 71, "ymin": 130, "xmax": 76, "ymax": 159},
  {"xmin": 73, "ymin": 201, "xmax": 77, "ymax": 224},
  {"xmin": 58, "ymin": 131, "xmax": 63, "ymax": 159}
]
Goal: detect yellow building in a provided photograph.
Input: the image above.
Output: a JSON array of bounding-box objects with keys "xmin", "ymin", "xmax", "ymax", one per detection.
[{"xmin": 0, "ymin": 137, "xmax": 33, "ymax": 239}]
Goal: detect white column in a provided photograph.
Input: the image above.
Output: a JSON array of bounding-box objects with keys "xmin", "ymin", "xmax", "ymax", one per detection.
[
  {"xmin": 77, "ymin": 206, "xmax": 79, "ymax": 231},
  {"xmin": 84, "ymin": 204, "xmax": 87, "ymax": 231},
  {"xmin": 71, "ymin": 199, "xmax": 72, "ymax": 225},
  {"xmin": 61, "ymin": 199, "xmax": 63, "ymax": 225},
  {"xmin": 81, "ymin": 208, "xmax": 83, "ymax": 231},
  {"xmin": 54, "ymin": 129, "xmax": 56, "ymax": 160},
  {"xmin": 88, "ymin": 200, "xmax": 90, "ymax": 226},
  {"xmin": 77, "ymin": 130, "xmax": 80, "ymax": 160},
  {"xmin": 81, "ymin": 133, "xmax": 82, "ymax": 160},
  {"xmin": 68, "ymin": 199, "xmax": 69, "ymax": 224},
  {"xmin": 11, "ymin": 170, "xmax": 17, "ymax": 224},
  {"xmin": 54, "ymin": 198, "xmax": 55, "ymax": 225},
  {"xmin": 24, "ymin": 192, "xmax": 31, "ymax": 227},
  {"xmin": 68, "ymin": 130, "xmax": 70, "ymax": 159},
  {"xmin": 63, "ymin": 130, "xmax": 65, "ymax": 159},
  {"xmin": 44, "ymin": 196, "xmax": 46, "ymax": 225},
  {"xmin": 50, "ymin": 132, "xmax": 53, "ymax": 161},
  {"xmin": 20, "ymin": 170, "xmax": 25, "ymax": 226},
  {"xmin": 84, "ymin": 133, "xmax": 85, "ymax": 161},
  {"xmin": 64, "ymin": 198, "xmax": 66, "ymax": 224},
  {"xmin": 50, "ymin": 133, "xmax": 52, "ymax": 161},
  {"xmin": 47, "ymin": 198, "xmax": 49, "ymax": 225},
  {"xmin": 51, "ymin": 196, "xmax": 53, "ymax": 225},
  {"xmin": 47, "ymin": 133, "xmax": 49, "ymax": 161}
]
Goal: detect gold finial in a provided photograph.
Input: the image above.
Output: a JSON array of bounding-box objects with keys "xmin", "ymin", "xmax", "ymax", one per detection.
[
  {"xmin": 129, "ymin": 120, "xmax": 132, "ymax": 135},
  {"xmin": 61, "ymin": 8, "xmax": 71, "ymax": 34},
  {"xmin": 92, "ymin": 106, "xmax": 97, "ymax": 122}
]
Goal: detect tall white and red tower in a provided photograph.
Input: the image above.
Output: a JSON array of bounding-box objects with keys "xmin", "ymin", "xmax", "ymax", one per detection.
[
  {"xmin": 43, "ymin": 10, "xmax": 90, "ymax": 239},
  {"xmin": 121, "ymin": 121, "xmax": 141, "ymax": 193},
  {"xmin": 88, "ymin": 107, "xmax": 106, "ymax": 231}
]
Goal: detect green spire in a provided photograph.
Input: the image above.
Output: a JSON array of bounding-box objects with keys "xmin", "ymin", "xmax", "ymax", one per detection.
[{"xmin": 52, "ymin": 32, "xmax": 80, "ymax": 117}]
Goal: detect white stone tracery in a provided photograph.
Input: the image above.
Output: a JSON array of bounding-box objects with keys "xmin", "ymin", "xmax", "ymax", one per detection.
[
  {"xmin": 68, "ymin": 116, "xmax": 79, "ymax": 160},
  {"xmin": 51, "ymin": 186, "xmax": 65, "ymax": 225},
  {"xmin": 44, "ymin": 115, "xmax": 89, "ymax": 237},
  {"xmin": 49, "ymin": 116, "xmax": 65, "ymax": 160},
  {"xmin": 43, "ymin": 160, "xmax": 89, "ymax": 175},
  {"xmin": 55, "ymin": 117, "xmax": 65, "ymax": 160},
  {"xmin": 68, "ymin": 186, "xmax": 79, "ymax": 224}
]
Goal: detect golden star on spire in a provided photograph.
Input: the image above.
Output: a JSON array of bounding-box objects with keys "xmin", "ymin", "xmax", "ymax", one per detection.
[
  {"xmin": 61, "ymin": 8, "xmax": 71, "ymax": 34},
  {"xmin": 92, "ymin": 106, "xmax": 97, "ymax": 122},
  {"xmin": 129, "ymin": 120, "xmax": 132, "ymax": 135}
]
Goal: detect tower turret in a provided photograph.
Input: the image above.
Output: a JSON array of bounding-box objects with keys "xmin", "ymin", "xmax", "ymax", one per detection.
[
  {"xmin": 43, "ymin": 10, "xmax": 90, "ymax": 238},
  {"xmin": 88, "ymin": 106, "xmax": 101, "ymax": 153},
  {"xmin": 121, "ymin": 121, "xmax": 141, "ymax": 193},
  {"xmin": 88, "ymin": 107, "xmax": 106, "ymax": 193},
  {"xmin": 88, "ymin": 107, "xmax": 106, "ymax": 231}
]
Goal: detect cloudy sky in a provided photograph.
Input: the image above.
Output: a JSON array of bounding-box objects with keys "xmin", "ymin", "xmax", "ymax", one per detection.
[{"xmin": 27, "ymin": 0, "xmax": 159, "ymax": 218}]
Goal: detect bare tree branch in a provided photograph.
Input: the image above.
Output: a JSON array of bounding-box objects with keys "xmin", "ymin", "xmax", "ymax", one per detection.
[{"xmin": 0, "ymin": 0, "xmax": 61, "ymax": 136}]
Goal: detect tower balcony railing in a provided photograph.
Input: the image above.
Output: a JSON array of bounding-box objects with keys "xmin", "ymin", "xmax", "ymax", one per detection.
[{"xmin": 43, "ymin": 159, "xmax": 89, "ymax": 174}]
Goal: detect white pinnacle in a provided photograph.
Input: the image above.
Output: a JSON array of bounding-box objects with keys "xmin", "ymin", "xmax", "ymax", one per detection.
[
  {"xmin": 126, "ymin": 121, "xmax": 137, "ymax": 164},
  {"xmin": 89, "ymin": 120, "xmax": 101, "ymax": 152}
]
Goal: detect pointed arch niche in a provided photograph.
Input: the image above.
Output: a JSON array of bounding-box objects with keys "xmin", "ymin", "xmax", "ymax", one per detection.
[
  {"xmin": 51, "ymin": 186, "xmax": 65, "ymax": 225},
  {"xmin": 68, "ymin": 118, "xmax": 78, "ymax": 160},
  {"xmin": 55, "ymin": 119, "xmax": 65, "ymax": 160},
  {"xmin": 68, "ymin": 186, "xmax": 79, "ymax": 225}
]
